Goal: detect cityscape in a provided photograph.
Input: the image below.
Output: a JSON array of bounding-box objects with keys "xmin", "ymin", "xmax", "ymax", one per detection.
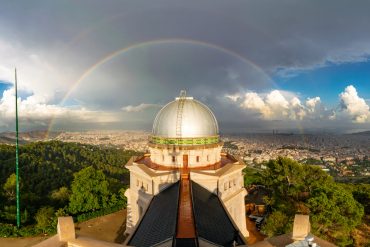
[
  {"xmin": 3, "ymin": 130, "xmax": 368, "ymax": 178},
  {"xmin": 57, "ymin": 131, "xmax": 370, "ymax": 178}
]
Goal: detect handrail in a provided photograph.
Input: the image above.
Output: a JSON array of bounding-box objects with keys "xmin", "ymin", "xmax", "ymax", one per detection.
[
  {"xmin": 189, "ymin": 180, "xmax": 199, "ymax": 247},
  {"xmin": 172, "ymin": 180, "xmax": 181, "ymax": 247}
]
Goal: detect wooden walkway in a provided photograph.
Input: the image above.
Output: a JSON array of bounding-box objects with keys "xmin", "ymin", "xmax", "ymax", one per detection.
[{"xmin": 176, "ymin": 171, "xmax": 196, "ymax": 238}]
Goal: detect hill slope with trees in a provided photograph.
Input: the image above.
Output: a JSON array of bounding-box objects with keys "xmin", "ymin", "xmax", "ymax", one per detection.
[
  {"xmin": 0, "ymin": 141, "xmax": 141, "ymax": 236},
  {"xmin": 244, "ymin": 157, "xmax": 369, "ymax": 246}
]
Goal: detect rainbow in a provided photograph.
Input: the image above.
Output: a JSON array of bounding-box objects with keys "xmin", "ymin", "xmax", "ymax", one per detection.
[{"xmin": 47, "ymin": 38, "xmax": 274, "ymax": 135}]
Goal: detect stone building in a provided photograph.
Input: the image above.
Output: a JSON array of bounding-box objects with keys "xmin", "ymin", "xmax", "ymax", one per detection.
[{"xmin": 124, "ymin": 92, "xmax": 248, "ymax": 246}]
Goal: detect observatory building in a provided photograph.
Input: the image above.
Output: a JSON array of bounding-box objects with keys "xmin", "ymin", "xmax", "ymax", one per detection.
[
  {"xmin": 124, "ymin": 92, "xmax": 248, "ymax": 247},
  {"xmin": 32, "ymin": 93, "xmax": 335, "ymax": 247}
]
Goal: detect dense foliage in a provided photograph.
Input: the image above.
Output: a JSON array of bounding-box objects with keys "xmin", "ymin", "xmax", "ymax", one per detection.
[
  {"xmin": 0, "ymin": 141, "xmax": 140, "ymax": 237},
  {"xmin": 248, "ymin": 157, "xmax": 366, "ymax": 246}
]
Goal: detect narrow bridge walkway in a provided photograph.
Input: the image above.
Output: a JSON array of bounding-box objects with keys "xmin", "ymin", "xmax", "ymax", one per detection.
[{"xmin": 176, "ymin": 170, "xmax": 196, "ymax": 239}]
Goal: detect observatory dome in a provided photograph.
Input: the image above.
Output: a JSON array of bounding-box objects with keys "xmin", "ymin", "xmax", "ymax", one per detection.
[{"xmin": 152, "ymin": 96, "xmax": 219, "ymax": 140}]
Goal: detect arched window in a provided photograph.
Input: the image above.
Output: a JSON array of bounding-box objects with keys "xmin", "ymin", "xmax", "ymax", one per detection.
[{"xmin": 196, "ymin": 156, "xmax": 200, "ymax": 162}]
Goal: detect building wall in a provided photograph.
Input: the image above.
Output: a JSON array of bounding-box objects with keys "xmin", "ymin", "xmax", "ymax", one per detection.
[
  {"xmin": 125, "ymin": 155, "xmax": 248, "ymax": 238},
  {"xmin": 222, "ymin": 189, "xmax": 248, "ymax": 237},
  {"xmin": 191, "ymin": 167, "xmax": 249, "ymax": 238},
  {"xmin": 124, "ymin": 168, "xmax": 180, "ymax": 235},
  {"xmin": 149, "ymin": 145, "xmax": 222, "ymax": 167},
  {"xmin": 217, "ymin": 169, "xmax": 248, "ymax": 237}
]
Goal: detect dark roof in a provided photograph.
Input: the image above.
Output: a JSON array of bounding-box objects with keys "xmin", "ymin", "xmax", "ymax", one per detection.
[
  {"xmin": 191, "ymin": 181, "xmax": 245, "ymax": 247},
  {"xmin": 173, "ymin": 238, "xmax": 197, "ymax": 247},
  {"xmin": 128, "ymin": 182, "xmax": 179, "ymax": 247},
  {"xmin": 128, "ymin": 181, "xmax": 246, "ymax": 247}
]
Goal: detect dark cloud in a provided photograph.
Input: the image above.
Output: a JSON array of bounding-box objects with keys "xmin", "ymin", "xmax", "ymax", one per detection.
[{"xmin": 1, "ymin": 0, "xmax": 370, "ymax": 132}]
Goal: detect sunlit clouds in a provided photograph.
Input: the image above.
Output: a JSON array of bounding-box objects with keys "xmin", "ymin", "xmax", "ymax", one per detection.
[{"xmin": 226, "ymin": 85, "xmax": 368, "ymax": 124}]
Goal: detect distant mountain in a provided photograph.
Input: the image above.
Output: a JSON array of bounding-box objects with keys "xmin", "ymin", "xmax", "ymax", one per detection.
[
  {"xmin": 0, "ymin": 130, "xmax": 61, "ymax": 144},
  {"xmin": 350, "ymin": 130, "xmax": 370, "ymax": 135}
]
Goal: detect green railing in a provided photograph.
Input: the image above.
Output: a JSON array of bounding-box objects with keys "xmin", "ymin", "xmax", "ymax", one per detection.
[{"xmin": 151, "ymin": 136, "xmax": 219, "ymax": 145}]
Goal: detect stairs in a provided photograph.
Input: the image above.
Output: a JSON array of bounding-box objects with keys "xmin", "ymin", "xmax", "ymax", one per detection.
[{"xmin": 175, "ymin": 90, "xmax": 186, "ymax": 137}]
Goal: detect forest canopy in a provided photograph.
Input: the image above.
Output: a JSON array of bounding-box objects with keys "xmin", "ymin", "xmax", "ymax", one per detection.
[
  {"xmin": 246, "ymin": 157, "xmax": 368, "ymax": 246},
  {"xmin": 0, "ymin": 141, "xmax": 141, "ymax": 236}
]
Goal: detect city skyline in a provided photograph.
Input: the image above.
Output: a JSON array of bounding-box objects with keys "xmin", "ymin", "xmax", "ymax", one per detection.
[{"xmin": 0, "ymin": 0, "xmax": 370, "ymax": 133}]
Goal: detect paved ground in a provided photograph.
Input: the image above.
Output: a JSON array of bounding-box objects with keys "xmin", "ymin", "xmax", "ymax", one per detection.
[
  {"xmin": 0, "ymin": 236, "xmax": 48, "ymax": 247},
  {"xmin": 75, "ymin": 209, "xmax": 127, "ymax": 243},
  {"xmin": 0, "ymin": 209, "xmax": 127, "ymax": 247},
  {"xmin": 246, "ymin": 216, "xmax": 266, "ymax": 245}
]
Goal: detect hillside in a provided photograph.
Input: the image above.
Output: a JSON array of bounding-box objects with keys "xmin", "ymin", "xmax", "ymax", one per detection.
[
  {"xmin": 0, "ymin": 141, "xmax": 141, "ymax": 237},
  {"xmin": 350, "ymin": 130, "xmax": 370, "ymax": 135},
  {"xmin": 0, "ymin": 131, "xmax": 60, "ymax": 144}
]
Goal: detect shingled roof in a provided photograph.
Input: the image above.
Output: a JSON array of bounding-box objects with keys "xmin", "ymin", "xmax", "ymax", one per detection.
[
  {"xmin": 128, "ymin": 181, "xmax": 246, "ymax": 247},
  {"xmin": 192, "ymin": 181, "xmax": 245, "ymax": 247},
  {"xmin": 128, "ymin": 182, "xmax": 179, "ymax": 247}
]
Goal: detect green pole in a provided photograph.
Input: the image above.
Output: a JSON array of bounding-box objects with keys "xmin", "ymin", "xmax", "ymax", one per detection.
[{"xmin": 15, "ymin": 68, "xmax": 20, "ymax": 228}]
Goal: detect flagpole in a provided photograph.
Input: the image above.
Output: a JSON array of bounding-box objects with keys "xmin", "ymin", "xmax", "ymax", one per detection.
[{"xmin": 15, "ymin": 68, "xmax": 20, "ymax": 228}]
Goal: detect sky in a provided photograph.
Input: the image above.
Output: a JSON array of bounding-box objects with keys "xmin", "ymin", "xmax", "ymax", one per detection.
[{"xmin": 0, "ymin": 0, "xmax": 370, "ymax": 134}]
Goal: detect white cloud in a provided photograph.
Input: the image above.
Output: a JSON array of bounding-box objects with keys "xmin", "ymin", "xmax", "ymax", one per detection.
[
  {"xmin": 226, "ymin": 85, "xmax": 370, "ymax": 126},
  {"xmin": 0, "ymin": 88, "xmax": 119, "ymax": 129},
  {"xmin": 237, "ymin": 90, "xmax": 306, "ymax": 120},
  {"xmin": 306, "ymin": 97, "xmax": 321, "ymax": 113},
  {"xmin": 0, "ymin": 39, "xmax": 70, "ymax": 98},
  {"xmin": 225, "ymin": 94, "xmax": 241, "ymax": 102},
  {"xmin": 121, "ymin": 103, "xmax": 162, "ymax": 112},
  {"xmin": 241, "ymin": 92, "xmax": 267, "ymax": 111},
  {"xmin": 339, "ymin": 85, "xmax": 370, "ymax": 123},
  {"xmin": 289, "ymin": 97, "xmax": 306, "ymax": 120},
  {"xmin": 227, "ymin": 89, "xmax": 328, "ymax": 121}
]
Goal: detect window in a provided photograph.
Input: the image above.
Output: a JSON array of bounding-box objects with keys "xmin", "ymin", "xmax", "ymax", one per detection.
[
  {"xmin": 172, "ymin": 156, "xmax": 176, "ymax": 162},
  {"xmin": 224, "ymin": 182, "xmax": 228, "ymax": 191},
  {"xmin": 207, "ymin": 155, "xmax": 209, "ymax": 161},
  {"xmin": 233, "ymin": 179, "xmax": 236, "ymax": 186},
  {"xmin": 196, "ymin": 156, "xmax": 200, "ymax": 162},
  {"xmin": 162, "ymin": 155, "xmax": 164, "ymax": 161},
  {"xmin": 229, "ymin": 181, "xmax": 232, "ymax": 188},
  {"xmin": 136, "ymin": 179, "xmax": 139, "ymax": 187}
]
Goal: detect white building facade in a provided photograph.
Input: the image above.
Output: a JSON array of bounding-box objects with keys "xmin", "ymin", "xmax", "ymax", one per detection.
[{"xmin": 124, "ymin": 93, "xmax": 249, "ymax": 241}]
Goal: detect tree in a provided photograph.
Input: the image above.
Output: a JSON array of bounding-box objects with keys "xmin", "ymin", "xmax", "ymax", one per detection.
[
  {"xmin": 308, "ymin": 183, "xmax": 364, "ymax": 246},
  {"xmin": 51, "ymin": 186, "xmax": 70, "ymax": 204},
  {"xmin": 351, "ymin": 184, "xmax": 370, "ymax": 214},
  {"xmin": 68, "ymin": 166, "xmax": 111, "ymax": 214},
  {"xmin": 262, "ymin": 211, "xmax": 292, "ymax": 237},
  {"xmin": 3, "ymin": 173, "xmax": 17, "ymax": 201},
  {"xmin": 258, "ymin": 157, "xmax": 364, "ymax": 246},
  {"xmin": 35, "ymin": 206, "xmax": 55, "ymax": 233}
]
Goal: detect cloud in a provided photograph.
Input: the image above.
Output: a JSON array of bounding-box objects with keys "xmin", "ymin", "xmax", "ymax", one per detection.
[
  {"xmin": 229, "ymin": 89, "xmax": 333, "ymax": 122},
  {"xmin": 227, "ymin": 85, "xmax": 370, "ymax": 127},
  {"xmin": 237, "ymin": 90, "xmax": 309, "ymax": 120},
  {"xmin": 121, "ymin": 103, "xmax": 162, "ymax": 112},
  {"xmin": 0, "ymin": 1, "xmax": 370, "ymax": 132},
  {"xmin": 0, "ymin": 88, "xmax": 119, "ymax": 130},
  {"xmin": 339, "ymin": 85, "xmax": 370, "ymax": 123},
  {"xmin": 306, "ymin": 97, "xmax": 321, "ymax": 113}
]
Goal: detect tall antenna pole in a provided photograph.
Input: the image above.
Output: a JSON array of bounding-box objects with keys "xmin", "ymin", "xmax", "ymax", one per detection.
[{"xmin": 15, "ymin": 68, "xmax": 20, "ymax": 228}]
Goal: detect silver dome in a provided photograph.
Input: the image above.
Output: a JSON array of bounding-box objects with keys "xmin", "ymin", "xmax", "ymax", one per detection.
[{"xmin": 152, "ymin": 97, "xmax": 219, "ymax": 138}]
